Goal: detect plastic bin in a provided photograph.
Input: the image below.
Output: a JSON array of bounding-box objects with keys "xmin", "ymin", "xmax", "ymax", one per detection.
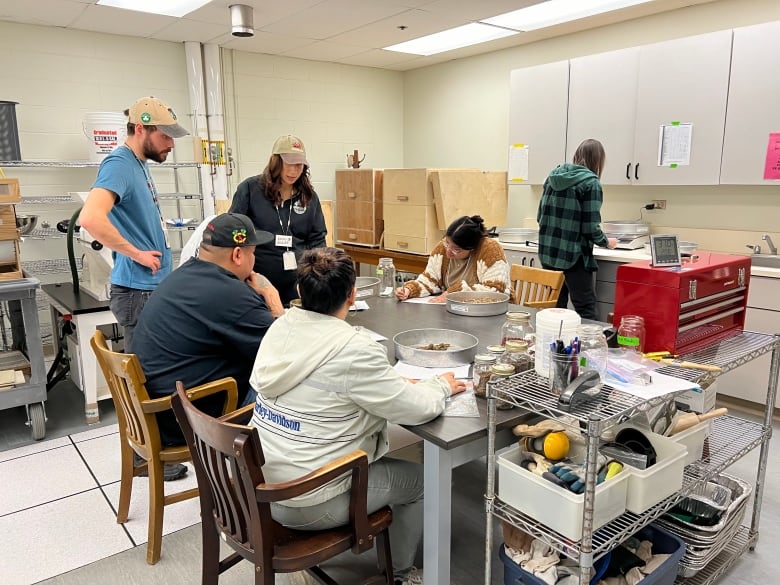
[
  {"xmin": 670, "ymin": 419, "xmax": 711, "ymax": 466},
  {"xmin": 499, "ymin": 543, "xmax": 609, "ymax": 585},
  {"xmin": 618, "ymin": 426, "xmax": 688, "ymax": 514},
  {"xmin": 626, "ymin": 524, "xmax": 686, "ymax": 585},
  {"xmin": 496, "ymin": 443, "xmax": 629, "ymax": 540},
  {"xmin": 621, "ymin": 428, "xmax": 687, "ymax": 513}
]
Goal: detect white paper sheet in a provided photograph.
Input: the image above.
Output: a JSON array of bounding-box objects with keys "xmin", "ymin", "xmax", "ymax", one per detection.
[
  {"xmin": 508, "ymin": 144, "xmax": 529, "ymax": 183},
  {"xmin": 393, "ymin": 361, "xmax": 471, "ymax": 380},
  {"xmin": 606, "ymin": 370, "xmax": 700, "ymax": 401},
  {"xmin": 658, "ymin": 123, "xmax": 693, "ymax": 166},
  {"xmin": 349, "ymin": 300, "xmax": 370, "ymax": 311},
  {"xmin": 402, "ymin": 297, "xmax": 446, "ymax": 305}
]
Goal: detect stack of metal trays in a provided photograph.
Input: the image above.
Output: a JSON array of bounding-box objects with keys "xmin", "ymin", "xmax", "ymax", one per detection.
[{"xmin": 656, "ymin": 473, "xmax": 752, "ymax": 578}]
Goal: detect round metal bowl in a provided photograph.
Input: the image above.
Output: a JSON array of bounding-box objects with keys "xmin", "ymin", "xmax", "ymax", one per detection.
[
  {"xmin": 355, "ymin": 276, "xmax": 380, "ymax": 299},
  {"xmin": 446, "ymin": 291, "xmax": 509, "ymax": 317},
  {"xmin": 603, "ymin": 220, "xmax": 650, "ymax": 236},
  {"xmin": 393, "ymin": 328, "xmax": 479, "ymax": 367},
  {"xmin": 499, "ymin": 228, "xmax": 539, "ymax": 244}
]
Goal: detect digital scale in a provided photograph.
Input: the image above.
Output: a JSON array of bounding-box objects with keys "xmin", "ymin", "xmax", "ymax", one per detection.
[{"xmin": 611, "ymin": 234, "xmax": 650, "ymax": 250}]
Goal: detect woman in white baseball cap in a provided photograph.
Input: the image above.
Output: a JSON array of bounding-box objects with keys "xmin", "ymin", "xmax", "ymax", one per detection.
[{"xmin": 229, "ymin": 134, "xmax": 327, "ymax": 305}]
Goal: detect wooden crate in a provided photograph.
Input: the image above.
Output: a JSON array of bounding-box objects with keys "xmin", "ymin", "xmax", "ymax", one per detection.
[
  {"xmin": 335, "ymin": 169, "xmax": 383, "ymax": 247},
  {"xmin": 430, "ymin": 170, "xmax": 508, "ymax": 230},
  {"xmin": 0, "ymin": 178, "xmax": 21, "ymax": 204},
  {"xmin": 0, "ymin": 240, "xmax": 22, "ymax": 280},
  {"xmin": 0, "ymin": 205, "xmax": 18, "ymax": 240}
]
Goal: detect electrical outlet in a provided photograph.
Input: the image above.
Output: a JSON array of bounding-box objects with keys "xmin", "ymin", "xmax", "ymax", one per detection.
[{"xmin": 651, "ymin": 199, "xmax": 667, "ymax": 210}]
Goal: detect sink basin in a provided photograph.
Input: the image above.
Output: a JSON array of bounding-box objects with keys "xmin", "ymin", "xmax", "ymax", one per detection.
[{"xmin": 750, "ymin": 254, "xmax": 780, "ymax": 269}]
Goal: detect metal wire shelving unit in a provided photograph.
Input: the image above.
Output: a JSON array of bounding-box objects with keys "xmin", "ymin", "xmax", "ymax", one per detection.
[{"xmin": 483, "ymin": 331, "xmax": 780, "ymax": 585}]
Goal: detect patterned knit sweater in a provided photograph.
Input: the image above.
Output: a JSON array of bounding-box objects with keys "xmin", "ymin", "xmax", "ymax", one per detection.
[{"xmin": 403, "ymin": 237, "xmax": 509, "ymax": 298}]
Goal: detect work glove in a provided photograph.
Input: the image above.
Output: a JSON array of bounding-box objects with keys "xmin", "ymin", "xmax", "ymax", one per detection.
[{"xmin": 547, "ymin": 454, "xmax": 611, "ymax": 494}]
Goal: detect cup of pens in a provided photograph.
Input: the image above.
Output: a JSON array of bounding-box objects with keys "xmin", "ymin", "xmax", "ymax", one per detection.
[{"xmin": 548, "ymin": 339, "xmax": 579, "ymax": 396}]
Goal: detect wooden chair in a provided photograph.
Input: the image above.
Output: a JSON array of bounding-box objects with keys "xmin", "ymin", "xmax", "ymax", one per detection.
[
  {"xmin": 171, "ymin": 381, "xmax": 394, "ymax": 585},
  {"xmin": 90, "ymin": 330, "xmax": 238, "ymax": 564},
  {"xmin": 509, "ymin": 264, "xmax": 565, "ymax": 308}
]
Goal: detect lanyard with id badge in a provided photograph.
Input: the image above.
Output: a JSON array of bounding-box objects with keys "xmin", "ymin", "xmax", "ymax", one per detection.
[
  {"xmin": 135, "ymin": 155, "xmax": 171, "ymax": 250},
  {"xmin": 276, "ymin": 201, "xmax": 296, "ymax": 270}
]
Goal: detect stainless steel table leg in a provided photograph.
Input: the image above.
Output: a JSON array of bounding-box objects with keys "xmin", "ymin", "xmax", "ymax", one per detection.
[{"xmin": 424, "ymin": 440, "xmax": 453, "ymax": 585}]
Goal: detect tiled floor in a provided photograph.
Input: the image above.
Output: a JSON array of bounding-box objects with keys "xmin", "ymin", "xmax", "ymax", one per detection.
[{"xmin": 0, "ymin": 423, "xmax": 202, "ymax": 585}]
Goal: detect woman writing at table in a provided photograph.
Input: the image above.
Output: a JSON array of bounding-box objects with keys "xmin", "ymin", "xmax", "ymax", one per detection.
[{"xmin": 395, "ymin": 215, "xmax": 509, "ymax": 302}]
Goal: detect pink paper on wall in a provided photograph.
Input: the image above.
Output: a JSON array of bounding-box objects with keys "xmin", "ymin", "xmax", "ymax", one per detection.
[{"xmin": 764, "ymin": 133, "xmax": 780, "ymax": 180}]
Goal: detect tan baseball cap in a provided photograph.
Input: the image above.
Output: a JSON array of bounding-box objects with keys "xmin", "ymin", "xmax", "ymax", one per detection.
[
  {"xmin": 272, "ymin": 134, "xmax": 308, "ymax": 165},
  {"xmin": 127, "ymin": 96, "xmax": 189, "ymax": 138}
]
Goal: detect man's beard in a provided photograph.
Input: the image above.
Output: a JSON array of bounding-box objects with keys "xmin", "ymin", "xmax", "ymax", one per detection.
[{"xmin": 143, "ymin": 135, "xmax": 169, "ymax": 163}]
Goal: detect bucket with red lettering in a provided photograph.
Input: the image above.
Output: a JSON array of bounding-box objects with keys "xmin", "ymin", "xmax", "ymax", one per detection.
[{"xmin": 82, "ymin": 112, "xmax": 126, "ymax": 162}]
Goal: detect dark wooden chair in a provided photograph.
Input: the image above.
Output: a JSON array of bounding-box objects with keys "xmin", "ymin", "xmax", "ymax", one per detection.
[
  {"xmin": 90, "ymin": 330, "xmax": 238, "ymax": 564},
  {"xmin": 509, "ymin": 264, "xmax": 565, "ymax": 308},
  {"xmin": 171, "ymin": 380, "xmax": 395, "ymax": 585}
]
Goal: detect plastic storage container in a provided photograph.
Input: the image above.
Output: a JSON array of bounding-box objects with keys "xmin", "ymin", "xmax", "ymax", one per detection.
[
  {"xmin": 670, "ymin": 419, "xmax": 711, "ymax": 466},
  {"xmin": 534, "ymin": 308, "xmax": 581, "ymax": 377},
  {"xmin": 496, "ymin": 443, "xmax": 629, "ymax": 540},
  {"xmin": 498, "ymin": 543, "xmax": 610, "ymax": 585},
  {"xmin": 617, "ymin": 426, "xmax": 688, "ymax": 514}
]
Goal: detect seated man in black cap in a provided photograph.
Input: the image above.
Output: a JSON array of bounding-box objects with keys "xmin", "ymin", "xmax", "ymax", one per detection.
[{"xmin": 133, "ymin": 213, "xmax": 284, "ymax": 477}]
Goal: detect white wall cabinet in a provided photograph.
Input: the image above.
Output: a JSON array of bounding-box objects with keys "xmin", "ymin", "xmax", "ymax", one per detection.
[
  {"xmin": 508, "ymin": 60, "xmax": 569, "ymax": 185},
  {"xmin": 567, "ymin": 31, "xmax": 732, "ymax": 186},
  {"xmin": 504, "ymin": 248, "xmax": 540, "ymax": 268},
  {"xmin": 720, "ymin": 21, "xmax": 780, "ymax": 185},
  {"xmin": 567, "ymin": 48, "xmax": 640, "ymax": 185}
]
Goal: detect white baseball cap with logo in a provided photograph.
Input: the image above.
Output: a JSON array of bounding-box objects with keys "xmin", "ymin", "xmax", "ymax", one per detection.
[
  {"xmin": 127, "ymin": 96, "xmax": 190, "ymax": 138},
  {"xmin": 272, "ymin": 134, "xmax": 308, "ymax": 166}
]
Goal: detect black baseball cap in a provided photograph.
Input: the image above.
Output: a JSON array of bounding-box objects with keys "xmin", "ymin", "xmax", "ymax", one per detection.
[{"xmin": 202, "ymin": 213, "xmax": 273, "ymax": 247}]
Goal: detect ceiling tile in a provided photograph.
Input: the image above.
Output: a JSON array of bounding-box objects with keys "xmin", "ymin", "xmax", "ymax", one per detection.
[
  {"xmin": 0, "ymin": 0, "xmax": 91, "ymax": 27},
  {"xmin": 69, "ymin": 4, "xmax": 174, "ymax": 37},
  {"xmin": 151, "ymin": 18, "xmax": 228, "ymax": 44},
  {"xmin": 281, "ymin": 40, "xmax": 370, "ymax": 63},
  {"xmin": 220, "ymin": 30, "xmax": 315, "ymax": 54}
]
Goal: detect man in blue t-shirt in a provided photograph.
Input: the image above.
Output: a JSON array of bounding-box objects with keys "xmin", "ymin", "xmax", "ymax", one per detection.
[{"xmin": 80, "ymin": 96, "xmax": 189, "ymax": 352}]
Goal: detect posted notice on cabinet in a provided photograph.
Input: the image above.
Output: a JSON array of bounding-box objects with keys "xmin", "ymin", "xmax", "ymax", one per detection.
[
  {"xmin": 764, "ymin": 133, "xmax": 780, "ymax": 180},
  {"xmin": 658, "ymin": 122, "xmax": 693, "ymax": 167}
]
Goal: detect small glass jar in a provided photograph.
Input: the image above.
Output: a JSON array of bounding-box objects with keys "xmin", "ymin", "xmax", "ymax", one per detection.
[
  {"xmin": 500, "ymin": 311, "xmax": 535, "ymax": 345},
  {"xmin": 498, "ymin": 340, "xmax": 534, "ymax": 375},
  {"xmin": 486, "ymin": 344, "xmax": 506, "ymax": 359},
  {"xmin": 473, "ymin": 354, "xmax": 497, "ymax": 398},
  {"xmin": 577, "ymin": 324, "xmax": 608, "ymax": 381},
  {"xmin": 617, "ymin": 315, "xmax": 646, "ymax": 353},
  {"xmin": 490, "ymin": 363, "xmax": 516, "ymax": 410},
  {"xmin": 376, "ymin": 257, "xmax": 396, "ymax": 297}
]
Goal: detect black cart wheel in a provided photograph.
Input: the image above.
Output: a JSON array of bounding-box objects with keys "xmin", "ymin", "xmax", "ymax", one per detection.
[{"xmin": 29, "ymin": 402, "xmax": 46, "ymax": 441}]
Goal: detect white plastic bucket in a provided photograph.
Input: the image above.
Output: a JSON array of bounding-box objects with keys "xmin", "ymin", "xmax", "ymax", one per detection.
[
  {"xmin": 534, "ymin": 308, "xmax": 581, "ymax": 377},
  {"xmin": 82, "ymin": 112, "xmax": 126, "ymax": 162}
]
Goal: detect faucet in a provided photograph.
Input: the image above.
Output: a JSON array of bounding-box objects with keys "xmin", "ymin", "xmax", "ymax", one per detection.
[
  {"xmin": 762, "ymin": 234, "xmax": 777, "ymax": 255},
  {"xmin": 746, "ymin": 244, "xmax": 761, "ymax": 255}
]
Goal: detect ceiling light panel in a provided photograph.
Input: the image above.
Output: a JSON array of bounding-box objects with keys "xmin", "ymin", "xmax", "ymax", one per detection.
[
  {"xmin": 97, "ymin": 0, "xmax": 212, "ymax": 18},
  {"xmin": 384, "ymin": 22, "xmax": 518, "ymax": 56},
  {"xmin": 482, "ymin": 0, "xmax": 655, "ymax": 32}
]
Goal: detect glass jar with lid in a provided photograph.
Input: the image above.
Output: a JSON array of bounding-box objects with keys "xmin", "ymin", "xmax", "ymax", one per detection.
[
  {"xmin": 376, "ymin": 257, "xmax": 396, "ymax": 297},
  {"xmin": 617, "ymin": 315, "xmax": 646, "ymax": 353},
  {"xmin": 486, "ymin": 344, "xmax": 506, "ymax": 359},
  {"xmin": 500, "ymin": 311, "xmax": 535, "ymax": 345},
  {"xmin": 577, "ymin": 324, "xmax": 608, "ymax": 381},
  {"xmin": 498, "ymin": 340, "xmax": 534, "ymax": 375},
  {"xmin": 489, "ymin": 363, "xmax": 516, "ymax": 410},
  {"xmin": 473, "ymin": 354, "xmax": 497, "ymax": 398}
]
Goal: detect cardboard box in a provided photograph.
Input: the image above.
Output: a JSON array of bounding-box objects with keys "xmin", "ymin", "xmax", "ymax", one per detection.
[{"xmin": 675, "ymin": 379, "xmax": 718, "ymax": 414}]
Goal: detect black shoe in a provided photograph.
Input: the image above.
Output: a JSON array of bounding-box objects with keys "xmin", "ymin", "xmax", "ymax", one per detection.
[{"xmin": 133, "ymin": 453, "xmax": 188, "ymax": 481}]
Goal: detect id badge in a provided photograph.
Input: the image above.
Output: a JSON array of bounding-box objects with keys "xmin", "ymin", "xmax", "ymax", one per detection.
[
  {"xmin": 282, "ymin": 250, "xmax": 297, "ymax": 271},
  {"xmin": 276, "ymin": 234, "xmax": 293, "ymax": 248},
  {"xmin": 161, "ymin": 219, "xmax": 171, "ymax": 249}
]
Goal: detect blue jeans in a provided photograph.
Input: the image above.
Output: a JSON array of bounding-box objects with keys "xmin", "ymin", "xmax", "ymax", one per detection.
[
  {"xmin": 109, "ymin": 285, "xmax": 153, "ymax": 353},
  {"xmin": 270, "ymin": 458, "xmax": 424, "ymax": 577}
]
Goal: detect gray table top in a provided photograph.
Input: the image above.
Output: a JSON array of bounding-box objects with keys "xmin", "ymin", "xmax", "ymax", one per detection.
[{"xmin": 348, "ymin": 296, "xmax": 535, "ymax": 450}]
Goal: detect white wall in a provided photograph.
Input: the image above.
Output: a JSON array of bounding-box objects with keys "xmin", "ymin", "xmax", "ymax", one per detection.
[
  {"xmin": 402, "ymin": 0, "xmax": 780, "ymax": 253},
  {"xmin": 224, "ymin": 50, "xmax": 404, "ymax": 202}
]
